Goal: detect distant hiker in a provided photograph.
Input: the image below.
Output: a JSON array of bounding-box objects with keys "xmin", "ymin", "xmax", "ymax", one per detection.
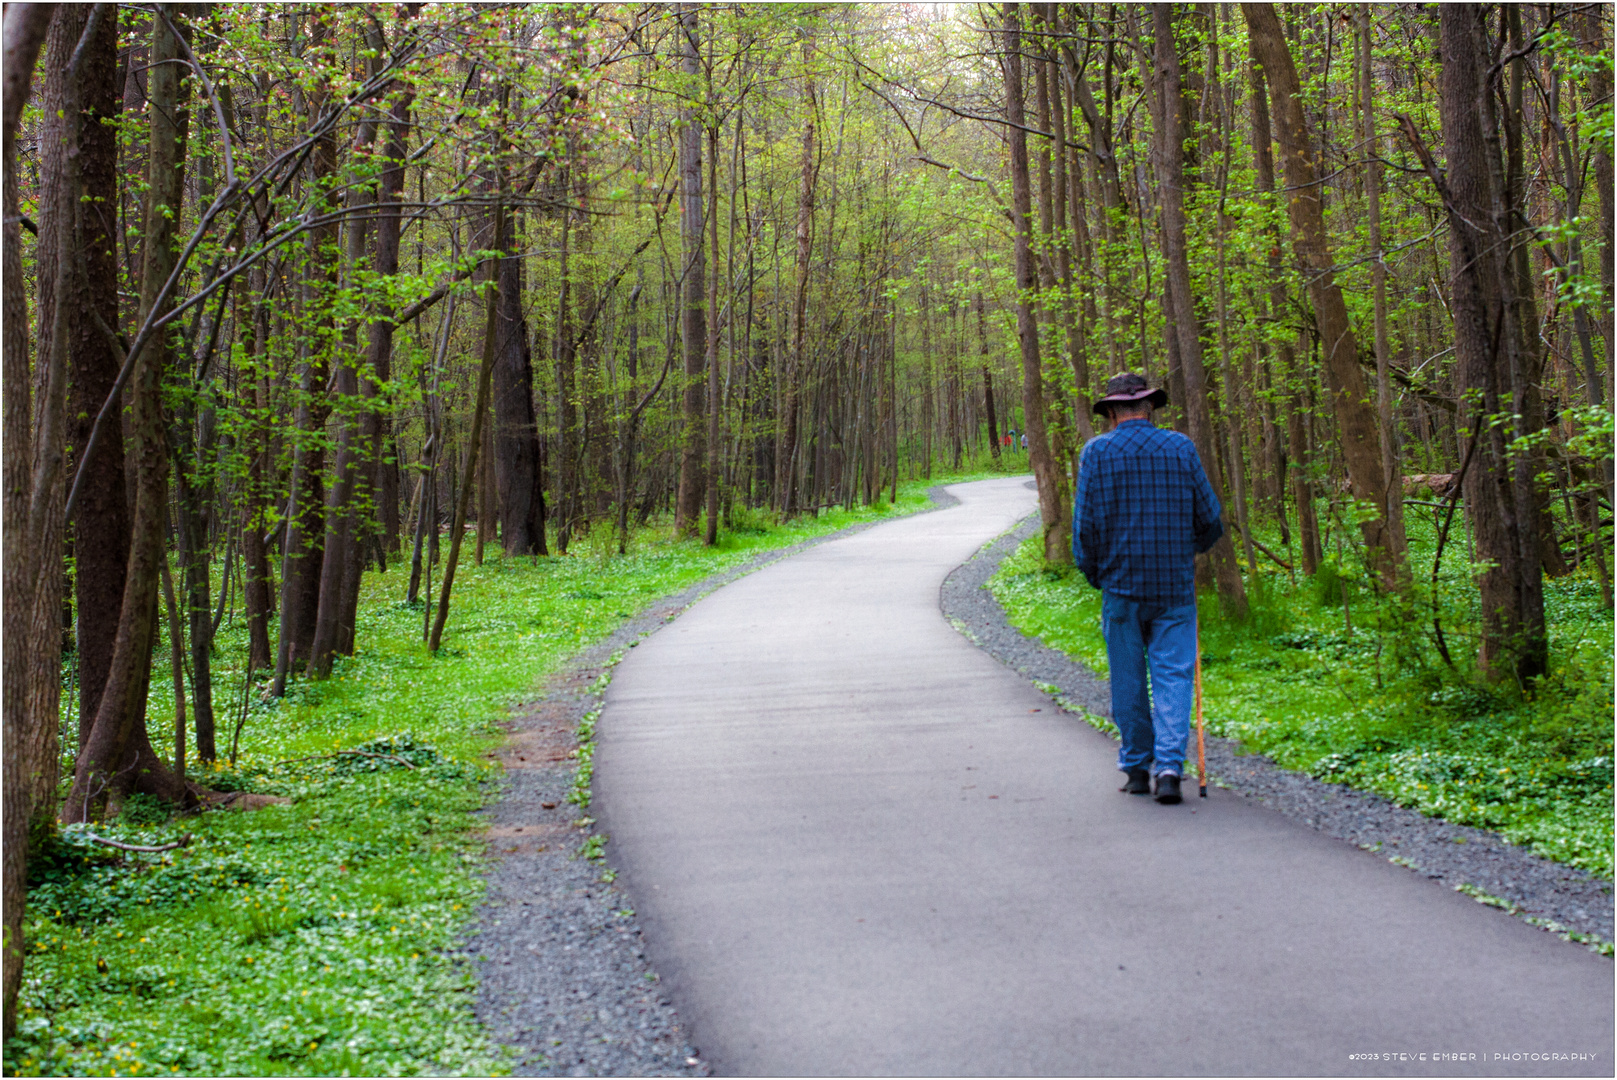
[
  {"xmin": 1071, "ymin": 373, "xmax": 1224, "ymax": 805},
  {"xmin": 1019, "ymin": 433, "xmax": 1027, "ymax": 451}
]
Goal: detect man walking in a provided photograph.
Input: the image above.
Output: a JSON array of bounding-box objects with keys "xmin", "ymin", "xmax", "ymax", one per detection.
[{"xmin": 1072, "ymin": 373, "xmax": 1224, "ymax": 804}]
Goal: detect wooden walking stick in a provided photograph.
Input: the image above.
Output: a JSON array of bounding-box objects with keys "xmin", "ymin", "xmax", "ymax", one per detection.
[{"xmin": 1195, "ymin": 618, "xmax": 1207, "ymax": 798}]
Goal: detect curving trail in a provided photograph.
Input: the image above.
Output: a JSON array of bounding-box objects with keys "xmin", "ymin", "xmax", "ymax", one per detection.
[{"xmin": 595, "ymin": 477, "xmax": 1612, "ymax": 1076}]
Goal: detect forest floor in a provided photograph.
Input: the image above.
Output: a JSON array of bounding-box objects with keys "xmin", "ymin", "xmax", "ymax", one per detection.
[{"xmin": 7, "ymin": 465, "xmax": 1004, "ymax": 1077}]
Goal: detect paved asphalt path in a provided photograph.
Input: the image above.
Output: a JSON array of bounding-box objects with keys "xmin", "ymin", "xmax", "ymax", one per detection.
[{"xmin": 595, "ymin": 476, "xmax": 1613, "ymax": 1076}]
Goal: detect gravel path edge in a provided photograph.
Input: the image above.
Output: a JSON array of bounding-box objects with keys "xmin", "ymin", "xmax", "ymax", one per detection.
[
  {"xmin": 942, "ymin": 509, "xmax": 1614, "ymax": 953},
  {"xmin": 468, "ymin": 489, "xmax": 964, "ymax": 1076}
]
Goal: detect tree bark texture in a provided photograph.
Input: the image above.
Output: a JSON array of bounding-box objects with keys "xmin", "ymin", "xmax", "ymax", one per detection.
[
  {"xmin": 1152, "ymin": 6, "xmax": 1247, "ymax": 615},
  {"xmin": 373, "ymin": 57, "xmax": 415, "ymax": 557},
  {"xmin": 273, "ymin": 12, "xmax": 335, "ymax": 689},
  {"xmin": 704, "ymin": 123, "xmax": 722, "ymax": 544},
  {"xmin": 1436, "ymin": 4, "xmax": 1547, "ymax": 681},
  {"xmin": 675, "ymin": 3, "xmax": 706, "ymax": 536},
  {"xmin": 308, "ymin": 34, "xmax": 381, "ymax": 679},
  {"xmin": 1358, "ymin": 7, "xmax": 1408, "ymax": 580},
  {"xmin": 64, "ymin": 4, "xmax": 191, "ymax": 823},
  {"xmin": 1248, "ymin": 50, "xmax": 1319, "ymax": 573},
  {"xmin": 1001, "ymin": 5, "xmax": 1068, "ymax": 565},
  {"xmin": 42, "ymin": 7, "xmax": 124, "ymax": 756},
  {"xmin": 3, "ymin": 1, "xmax": 59, "ymax": 1040},
  {"xmin": 1243, "ymin": 2, "xmax": 1399, "ymax": 589},
  {"xmin": 492, "ymin": 203, "xmax": 545, "ymax": 555},
  {"xmin": 778, "ymin": 40, "xmax": 816, "ymax": 516}
]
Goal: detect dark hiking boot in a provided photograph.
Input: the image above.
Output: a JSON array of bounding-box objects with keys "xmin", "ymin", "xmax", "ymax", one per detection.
[
  {"xmin": 1153, "ymin": 772, "xmax": 1182, "ymax": 804},
  {"xmin": 1119, "ymin": 767, "xmax": 1151, "ymax": 795}
]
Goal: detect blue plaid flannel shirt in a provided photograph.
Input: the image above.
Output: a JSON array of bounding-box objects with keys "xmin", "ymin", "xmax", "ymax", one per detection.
[{"xmin": 1071, "ymin": 417, "xmax": 1225, "ymax": 606}]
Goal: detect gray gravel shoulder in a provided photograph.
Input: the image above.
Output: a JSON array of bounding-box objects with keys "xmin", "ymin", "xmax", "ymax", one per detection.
[
  {"xmin": 942, "ymin": 508, "xmax": 1614, "ymax": 949},
  {"xmin": 469, "ymin": 495, "xmax": 960, "ymax": 1076}
]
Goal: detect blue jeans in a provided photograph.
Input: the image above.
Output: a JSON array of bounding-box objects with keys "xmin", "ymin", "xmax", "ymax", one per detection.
[{"xmin": 1101, "ymin": 593, "xmax": 1197, "ymax": 777}]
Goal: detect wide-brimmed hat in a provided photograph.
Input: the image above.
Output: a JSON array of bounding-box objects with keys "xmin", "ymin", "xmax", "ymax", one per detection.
[{"xmin": 1092, "ymin": 372, "xmax": 1167, "ymax": 415}]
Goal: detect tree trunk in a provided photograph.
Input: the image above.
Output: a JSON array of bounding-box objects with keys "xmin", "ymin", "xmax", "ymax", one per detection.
[
  {"xmin": 3, "ymin": 1, "xmax": 58, "ymax": 1040},
  {"xmin": 1031, "ymin": 8, "xmax": 1075, "ymax": 511},
  {"xmin": 616, "ymin": 279, "xmax": 646, "ymax": 554},
  {"xmin": 48, "ymin": 7, "xmax": 125, "ymax": 757},
  {"xmin": 65, "ymin": 4, "xmax": 191, "ymax": 822},
  {"xmin": 169, "ymin": 307, "xmax": 220, "ymax": 757},
  {"xmin": 1248, "ymin": 45, "xmax": 1315, "ymax": 567},
  {"xmin": 1433, "ymin": 5, "xmax": 1546, "ymax": 682},
  {"xmin": 1049, "ymin": 13, "xmax": 1092, "ymax": 445},
  {"xmin": 675, "ymin": 2, "xmax": 706, "ymax": 537},
  {"xmin": 158, "ymin": 548, "xmax": 187, "ymax": 785},
  {"xmin": 1244, "ymin": 2, "xmax": 1399, "ymax": 590},
  {"xmin": 477, "ymin": 406, "xmax": 494, "ymax": 564},
  {"xmin": 28, "ymin": 4, "xmax": 87, "ymax": 828},
  {"xmin": 1002, "ymin": 5, "xmax": 1069, "ymax": 565},
  {"xmin": 410, "ymin": 301, "xmax": 453, "ymax": 602},
  {"xmin": 1589, "ymin": 11, "xmax": 1614, "ymax": 375},
  {"xmin": 308, "ymin": 35, "xmax": 382, "ymax": 680},
  {"xmin": 373, "ymin": 51, "xmax": 415, "ymax": 558},
  {"xmin": 779, "ymin": 37, "xmax": 817, "ymax": 517},
  {"xmin": 492, "ymin": 198, "xmax": 545, "ymax": 554},
  {"xmin": 920, "ymin": 280, "xmax": 936, "ymax": 479},
  {"xmin": 241, "ymin": 297, "xmax": 274, "ymax": 673},
  {"xmin": 430, "ymin": 229, "xmax": 502, "ymax": 652},
  {"xmin": 1209, "ymin": 13, "xmax": 1259, "ymax": 582},
  {"xmin": 554, "ymin": 182, "xmax": 578, "ymax": 554},
  {"xmin": 1153, "ymin": 6, "xmax": 1247, "ymax": 615},
  {"xmin": 977, "ymin": 294, "xmax": 1000, "ymax": 458},
  {"xmin": 171, "ymin": 438, "xmax": 215, "ymax": 756},
  {"xmin": 1500, "ymin": 6, "xmax": 1566, "ymax": 579},
  {"xmin": 705, "ymin": 121, "xmax": 723, "ymax": 544},
  {"xmin": 273, "ymin": 12, "xmax": 335, "ymax": 691},
  {"xmin": 1358, "ymin": 7, "xmax": 1408, "ymax": 584}
]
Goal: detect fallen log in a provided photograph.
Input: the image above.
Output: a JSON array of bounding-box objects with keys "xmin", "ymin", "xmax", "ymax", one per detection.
[
  {"xmin": 81, "ymin": 832, "xmax": 193, "ymax": 853},
  {"xmin": 1250, "ymin": 537, "xmax": 1293, "ymax": 572}
]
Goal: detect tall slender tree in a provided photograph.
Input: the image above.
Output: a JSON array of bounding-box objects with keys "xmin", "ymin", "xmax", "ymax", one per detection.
[
  {"xmin": 675, "ymin": 2, "xmax": 707, "ymax": 536},
  {"xmin": 1152, "ymin": 6, "xmax": 1247, "ymax": 615},
  {"xmin": 1244, "ymin": 2, "xmax": 1401, "ymax": 590},
  {"xmin": 65, "ymin": 3, "xmax": 193, "ymax": 821},
  {"xmin": 1001, "ymin": 4, "xmax": 1068, "ymax": 565},
  {"xmin": 1422, "ymin": 4, "xmax": 1547, "ymax": 681},
  {"xmin": 3, "ymin": 1, "xmax": 60, "ymax": 1038}
]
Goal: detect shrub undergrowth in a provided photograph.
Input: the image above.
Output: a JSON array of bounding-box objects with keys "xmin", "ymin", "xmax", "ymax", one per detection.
[{"xmin": 9, "ymin": 468, "xmax": 1004, "ymax": 1077}]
